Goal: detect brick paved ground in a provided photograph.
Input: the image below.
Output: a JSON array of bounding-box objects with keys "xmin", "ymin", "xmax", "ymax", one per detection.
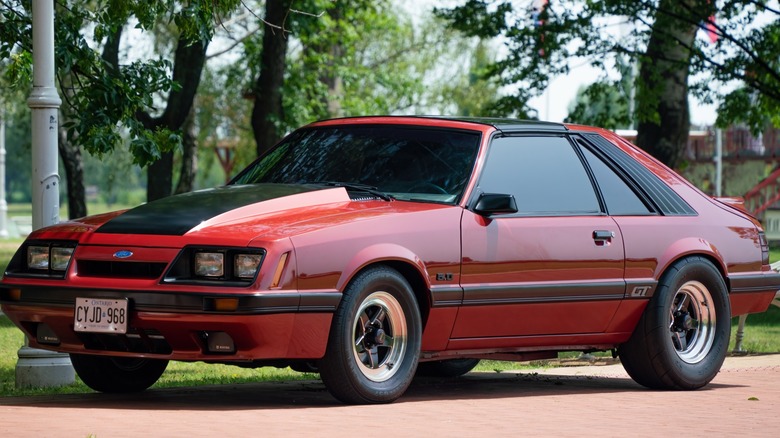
[{"xmin": 1, "ymin": 354, "xmax": 778, "ymax": 437}]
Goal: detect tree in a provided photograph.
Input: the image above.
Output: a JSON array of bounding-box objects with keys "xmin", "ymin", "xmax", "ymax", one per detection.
[
  {"xmin": 1, "ymin": 0, "xmax": 240, "ymax": 208},
  {"xmin": 434, "ymin": 40, "xmax": 504, "ymax": 117},
  {"xmin": 250, "ymin": 0, "xmax": 293, "ymax": 157},
  {"xmin": 241, "ymin": 0, "xmax": 496, "ymax": 157},
  {"xmin": 633, "ymin": 0, "xmax": 712, "ymax": 167},
  {"xmin": 438, "ymin": 1, "xmax": 780, "ymax": 168},
  {"xmin": 565, "ymin": 80, "xmax": 630, "ymax": 129}
]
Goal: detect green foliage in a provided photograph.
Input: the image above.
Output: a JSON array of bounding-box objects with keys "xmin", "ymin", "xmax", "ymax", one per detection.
[
  {"xmin": 566, "ymin": 80, "xmax": 630, "ymax": 129},
  {"xmin": 439, "ymin": 1, "xmax": 780, "ymax": 132},
  {"xmin": 0, "ymin": 0, "xmax": 240, "ymax": 168}
]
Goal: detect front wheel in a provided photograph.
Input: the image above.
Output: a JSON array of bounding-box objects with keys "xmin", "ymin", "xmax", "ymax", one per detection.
[
  {"xmin": 70, "ymin": 354, "xmax": 168, "ymax": 393},
  {"xmin": 416, "ymin": 358, "xmax": 481, "ymax": 378},
  {"xmin": 318, "ymin": 266, "xmax": 422, "ymax": 404},
  {"xmin": 618, "ymin": 257, "xmax": 730, "ymax": 390}
]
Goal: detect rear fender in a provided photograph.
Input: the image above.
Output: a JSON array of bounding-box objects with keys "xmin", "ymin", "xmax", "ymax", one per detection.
[{"xmin": 656, "ymin": 237, "xmax": 727, "ymax": 281}]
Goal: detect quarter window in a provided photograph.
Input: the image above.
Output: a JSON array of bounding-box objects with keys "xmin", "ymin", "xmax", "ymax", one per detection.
[
  {"xmin": 477, "ymin": 136, "xmax": 601, "ymax": 215},
  {"xmin": 579, "ymin": 144, "xmax": 653, "ymax": 216}
]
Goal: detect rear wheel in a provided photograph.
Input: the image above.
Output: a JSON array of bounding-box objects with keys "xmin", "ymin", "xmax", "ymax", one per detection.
[
  {"xmin": 70, "ymin": 354, "xmax": 168, "ymax": 393},
  {"xmin": 618, "ymin": 257, "xmax": 730, "ymax": 389},
  {"xmin": 319, "ymin": 266, "xmax": 422, "ymax": 404}
]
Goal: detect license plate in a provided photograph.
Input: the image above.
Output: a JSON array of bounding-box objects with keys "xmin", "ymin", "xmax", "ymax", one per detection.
[{"xmin": 74, "ymin": 298, "xmax": 128, "ymax": 334}]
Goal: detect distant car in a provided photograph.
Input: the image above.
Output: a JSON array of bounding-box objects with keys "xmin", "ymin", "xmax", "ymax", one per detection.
[{"xmin": 2, "ymin": 116, "xmax": 779, "ymax": 404}]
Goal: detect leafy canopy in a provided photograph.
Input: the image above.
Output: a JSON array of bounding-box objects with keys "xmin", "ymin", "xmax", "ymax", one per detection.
[
  {"xmin": 0, "ymin": 0, "xmax": 239, "ymax": 166},
  {"xmin": 438, "ymin": 0, "xmax": 780, "ymax": 131}
]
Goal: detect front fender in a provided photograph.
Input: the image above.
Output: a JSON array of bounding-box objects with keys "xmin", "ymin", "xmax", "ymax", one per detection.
[{"xmin": 336, "ymin": 243, "xmax": 431, "ymax": 292}]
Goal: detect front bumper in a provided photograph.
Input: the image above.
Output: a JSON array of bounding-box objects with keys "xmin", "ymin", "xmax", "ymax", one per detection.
[{"xmin": 0, "ymin": 286, "xmax": 339, "ymax": 362}]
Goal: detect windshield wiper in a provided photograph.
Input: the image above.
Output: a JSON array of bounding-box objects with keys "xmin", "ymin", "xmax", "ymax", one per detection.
[{"xmin": 311, "ymin": 181, "xmax": 394, "ymax": 201}]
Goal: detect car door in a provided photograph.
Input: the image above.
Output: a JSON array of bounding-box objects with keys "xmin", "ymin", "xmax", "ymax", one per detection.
[{"xmin": 452, "ymin": 134, "xmax": 626, "ymax": 341}]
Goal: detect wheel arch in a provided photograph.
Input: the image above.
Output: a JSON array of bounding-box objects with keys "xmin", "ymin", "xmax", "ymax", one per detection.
[
  {"xmin": 655, "ymin": 238, "xmax": 730, "ymax": 291},
  {"xmin": 337, "ymin": 247, "xmax": 432, "ymax": 327}
]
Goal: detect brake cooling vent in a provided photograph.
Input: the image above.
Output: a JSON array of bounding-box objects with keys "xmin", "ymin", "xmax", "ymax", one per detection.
[{"xmin": 584, "ymin": 133, "xmax": 697, "ymax": 216}]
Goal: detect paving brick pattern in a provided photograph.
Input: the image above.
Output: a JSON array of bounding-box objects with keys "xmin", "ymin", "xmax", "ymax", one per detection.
[{"xmin": 1, "ymin": 355, "xmax": 778, "ymax": 437}]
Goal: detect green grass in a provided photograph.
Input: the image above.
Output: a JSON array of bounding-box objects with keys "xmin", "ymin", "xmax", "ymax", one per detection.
[{"xmin": 729, "ymin": 305, "xmax": 780, "ymax": 353}]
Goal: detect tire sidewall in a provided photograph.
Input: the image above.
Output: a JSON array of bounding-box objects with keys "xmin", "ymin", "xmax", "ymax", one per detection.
[
  {"xmin": 651, "ymin": 258, "xmax": 730, "ymax": 388},
  {"xmin": 328, "ymin": 267, "xmax": 422, "ymax": 403}
]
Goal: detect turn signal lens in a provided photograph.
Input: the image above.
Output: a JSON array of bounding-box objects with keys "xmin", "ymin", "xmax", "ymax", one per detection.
[
  {"xmin": 234, "ymin": 254, "xmax": 263, "ymax": 279},
  {"xmin": 195, "ymin": 252, "xmax": 224, "ymax": 277},
  {"xmin": 27, "ymin": 246, "xmax": 50, "ymax": 270},
  {"xmin": 214, "ymin": 298, "xmax": 239, "ymax": 311}
]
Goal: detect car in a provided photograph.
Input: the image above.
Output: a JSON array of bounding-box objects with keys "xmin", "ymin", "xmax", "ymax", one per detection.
[{"xmin": 2, "ymin": 116, "xmax": 779, "ymax": 404}]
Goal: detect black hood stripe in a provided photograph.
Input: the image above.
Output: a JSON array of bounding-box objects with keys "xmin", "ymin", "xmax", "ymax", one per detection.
[{"xmin": 97, "ymin": 184, "xmax": 321, "ymax": 236}]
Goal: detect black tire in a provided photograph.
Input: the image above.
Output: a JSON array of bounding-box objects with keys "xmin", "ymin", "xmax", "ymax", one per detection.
[
  {"xmin": 318, "ymin": 266, "xmax": 422, "ymax": 404},
  {"xmin": 416, "ymin": 358, "xmax": 481, "ymax": 378},
  {"xmin": 289, "ymin": 361, "xmax": 319, "ymax": 374},
  {"xmin": 70, "ymin": 354, "xmax": 168, "ymax": 393},
  {"xmin": 618, "ymin": 256, "xmax": 730, "ymax": 390}
]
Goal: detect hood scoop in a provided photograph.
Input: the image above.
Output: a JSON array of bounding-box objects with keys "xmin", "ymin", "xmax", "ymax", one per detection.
[{"xmin": 96, "ymin": 184, "xmax": 335, "ymax": 236}]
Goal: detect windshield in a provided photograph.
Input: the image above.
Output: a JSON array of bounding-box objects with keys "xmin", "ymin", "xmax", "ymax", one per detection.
[{"xmin": 231, "ymin": 125, "xmax": 481, "ymax": 204}]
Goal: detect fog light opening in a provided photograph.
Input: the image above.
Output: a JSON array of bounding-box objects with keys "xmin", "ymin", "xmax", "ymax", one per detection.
[
  {"xmin": 36, "ymin": 323, "xmax": 60, "ymax": 345},
  {"xmin": 203, "ymin": 331, "xmax": 235, "ymax": 354}
]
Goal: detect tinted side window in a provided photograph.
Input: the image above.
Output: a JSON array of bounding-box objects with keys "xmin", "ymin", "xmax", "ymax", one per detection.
[
  {"xmin": 579, "ymin": 145, "xmax": 653, "ymax": 216},
  {"xmin": 477, "ymin": 136, "xmax": 600, "ymax": 215}
]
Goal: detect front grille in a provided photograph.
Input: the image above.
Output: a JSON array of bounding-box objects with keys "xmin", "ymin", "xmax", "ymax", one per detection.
[
  {"xmin": 77, "ymin": 328, "xmax": 172, "ymax": 354},
  {"xmin": 78, "ymin": 260, "xmax": 167, "ymax": 279}
]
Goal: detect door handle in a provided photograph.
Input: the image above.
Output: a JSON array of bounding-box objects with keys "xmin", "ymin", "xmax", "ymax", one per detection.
[{"xmin": 593, "ymin": 230, "xmax": 615, "ymax": 244}]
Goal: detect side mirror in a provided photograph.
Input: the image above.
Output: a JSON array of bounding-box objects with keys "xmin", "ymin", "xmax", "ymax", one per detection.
[{"xmin": 473, "ymin": 193, "xmax": 518, "ymax": 216}]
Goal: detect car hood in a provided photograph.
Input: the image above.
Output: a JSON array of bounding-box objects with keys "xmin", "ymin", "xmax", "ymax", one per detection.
[{"xmin": 95, "ymin": 184, "xmax": 350, "ymax": 236}]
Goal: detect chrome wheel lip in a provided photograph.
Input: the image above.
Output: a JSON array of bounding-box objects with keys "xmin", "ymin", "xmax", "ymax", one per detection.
[
  {"xmin": 669, "ymin": 280, "xmax": 716, "ymax": 364},
  {"xmin": 352, "ymin": 291, "xmax": 408, "ymax": 382}
]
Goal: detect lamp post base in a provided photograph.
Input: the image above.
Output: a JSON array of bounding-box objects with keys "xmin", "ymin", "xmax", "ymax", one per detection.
[{"xmin": 15, "ymin": 346, "xmax": 75, "ymax": 389}]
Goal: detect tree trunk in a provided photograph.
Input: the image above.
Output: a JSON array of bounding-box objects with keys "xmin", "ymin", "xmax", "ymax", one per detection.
[
  {"xmin": 147, "ymin": 152, "xmax": 174, "ymax": 201},
  {"xmin": 635, "ymin": 0, "xmax": 712, "ymax": 168},
  {"xmin": 251, "ymin": 0, "xmax": 293, "ymax": 157},
  {"xmin": 142, "ymin": 37, "xmax": 209, "ymax": 201},
  {"xmin": 323, "ymin": 8, "xmax": 344, "ymax": 118},
  {"xmin": 174, "ymin": 109, "xmax": 198, "ymax": 194},
  {"xmin": 57, "ymin": 125, "xmax": 87, "ymax": 219}
]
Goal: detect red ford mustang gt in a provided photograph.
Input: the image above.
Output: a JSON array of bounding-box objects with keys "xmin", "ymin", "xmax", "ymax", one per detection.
[{"xmin": 2, "ymin": 116, "xmax": 779, "ymax": 404}]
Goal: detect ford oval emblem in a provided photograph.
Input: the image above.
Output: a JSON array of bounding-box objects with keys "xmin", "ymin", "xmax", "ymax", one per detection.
[{"xmin": 113, "ymin": 250, "xmax": 133, "ymax": 259}]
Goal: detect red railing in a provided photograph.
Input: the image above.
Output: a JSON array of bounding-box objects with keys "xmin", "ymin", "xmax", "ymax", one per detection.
[
  {"xmin": 744, "ymin": 166, "xmax": 780, "ymax": 218},
  {"xmin": 617, "ymin": 126, "xmax": 780, "ymax": 162}
]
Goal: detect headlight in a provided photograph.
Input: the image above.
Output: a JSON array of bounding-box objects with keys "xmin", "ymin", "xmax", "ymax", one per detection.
[
  {"xmin": 235, "ymin": 254, "xmax": 263, "ymax": 279},
  {"xmin": 51, "ymin": 247, "xmax": 75, "ymax": 271},
  {"xmin": 27, "ymin": 246, "xmax": 51, "ymax": 270},
  {"xmin": 195, "ymin": 252, "xmax": 225, "ymax": 277},
  {"xmin": 27, "ymin": 244, "xmax": 74, "ymax": 272},
  {"xmin": 7, "ymin": 241, "xmax": 78, "ymax": 278},
  {"xmin": 166, "ymin": 247, "xmax": 265, "ymax": 285}
]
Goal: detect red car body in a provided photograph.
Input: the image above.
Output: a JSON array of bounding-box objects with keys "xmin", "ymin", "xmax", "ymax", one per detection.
[{"xmin": 2, "ymin": 116, "xmax": 778, "ymax": 403}]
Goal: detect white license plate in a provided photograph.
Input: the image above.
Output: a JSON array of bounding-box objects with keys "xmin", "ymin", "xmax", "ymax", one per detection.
[{"xmin": 74, "ymin": 298, "xmax": 128, "ymax": 334}]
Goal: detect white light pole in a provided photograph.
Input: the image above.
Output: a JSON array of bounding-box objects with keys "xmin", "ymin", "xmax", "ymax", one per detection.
[
  {"xmin": 16, "ymin": 0, "xmax": 75, "ymax": 388},
  {"xmin": 0, "ymin": 104, "xmax": 7, "ymax": 239}
]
